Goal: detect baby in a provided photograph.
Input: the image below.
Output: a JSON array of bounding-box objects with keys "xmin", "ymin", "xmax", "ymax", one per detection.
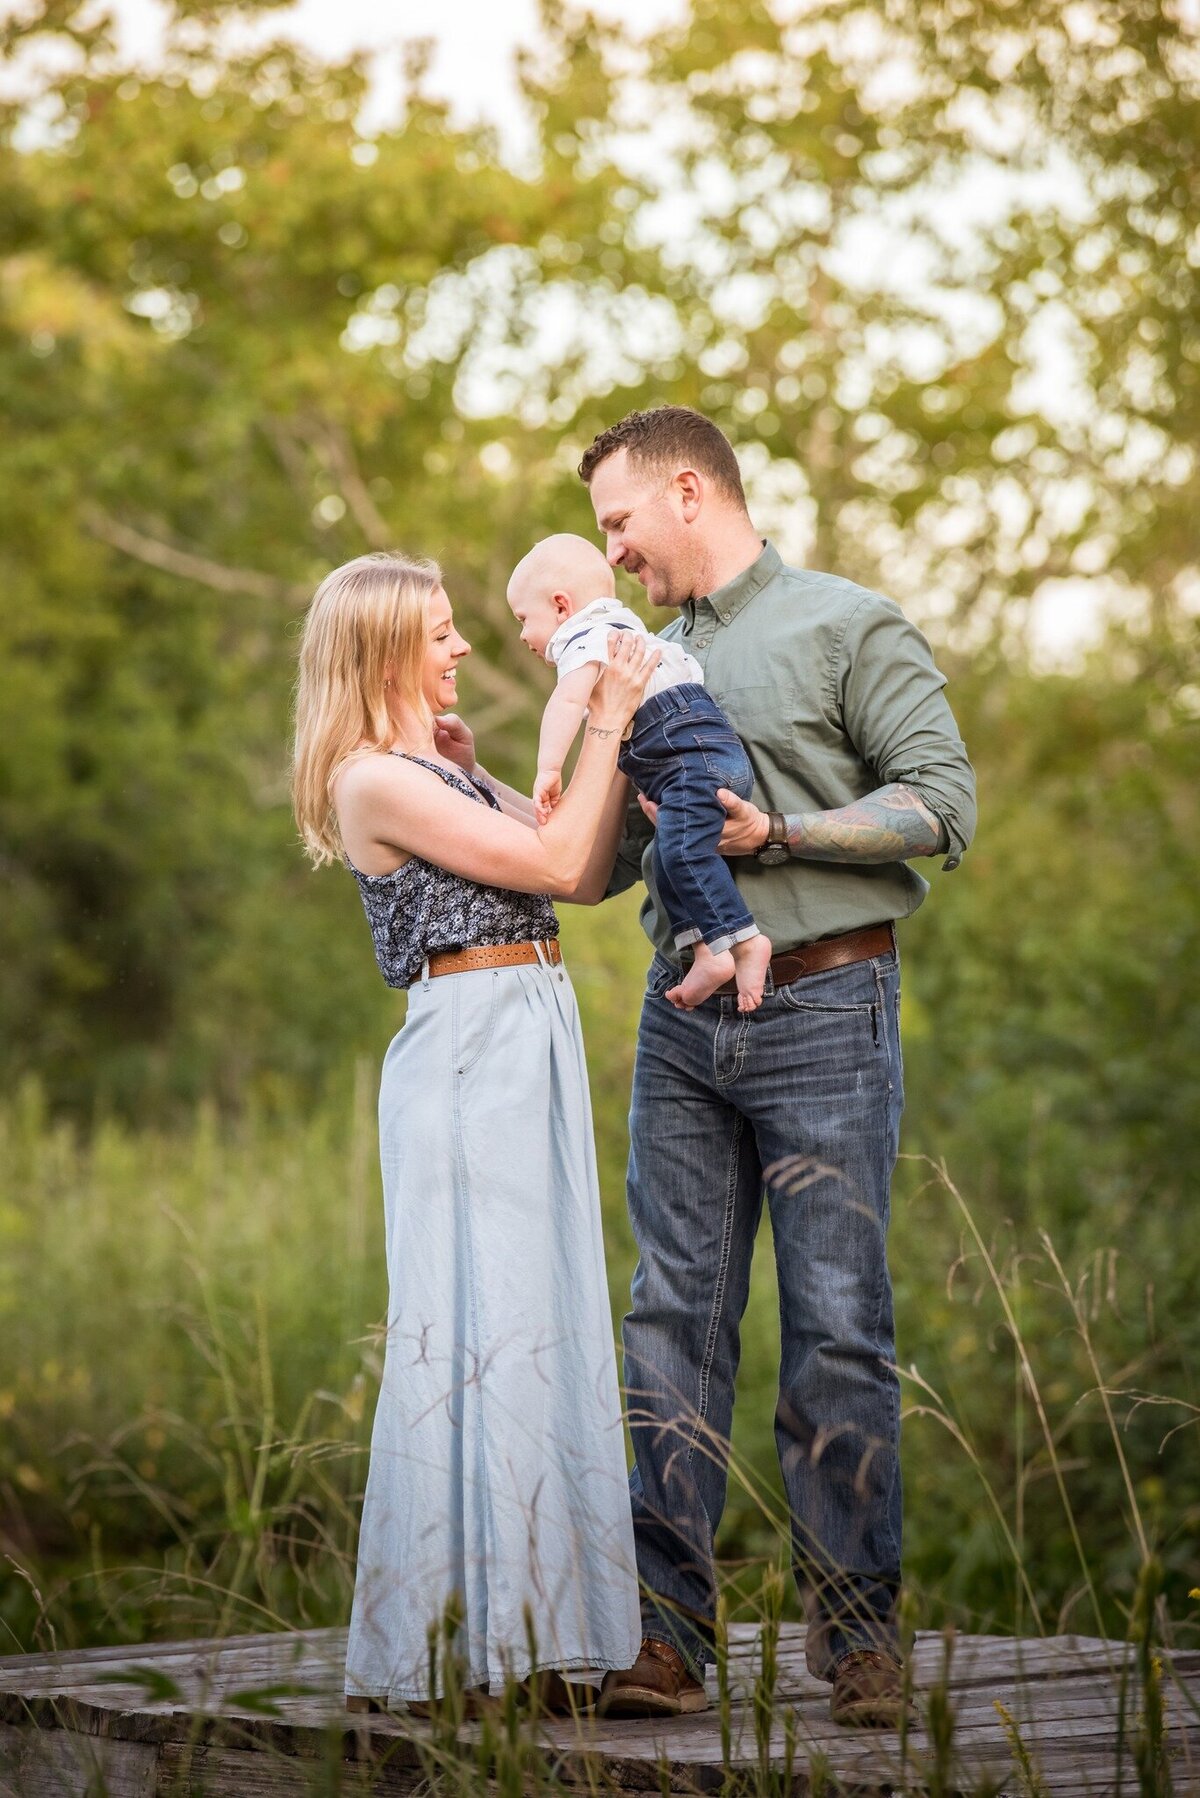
[{"xmin": 506, "ymin": 534, "xmax": 772, "ymax": 1012}]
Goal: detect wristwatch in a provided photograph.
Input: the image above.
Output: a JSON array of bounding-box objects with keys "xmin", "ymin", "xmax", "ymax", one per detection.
[{"xmin": 756, "ymin": 811, "xmax": 790, "ymax": 866}]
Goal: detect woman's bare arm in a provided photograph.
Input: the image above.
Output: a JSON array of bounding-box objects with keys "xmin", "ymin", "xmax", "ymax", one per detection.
[
  {"xmin": 557, "ymin": 770, "xmax": 636, "ymax": 904},
  {"xmin": 335, "ymin": 636, "xmax": 656, "ymax": 894},
  {"xmin": 476, "ymin": 772, "xmax": 538, "ymax": 827},
  {"xmin": 336, "ymin": 759, "xmax": 587, "ymax": 891}
]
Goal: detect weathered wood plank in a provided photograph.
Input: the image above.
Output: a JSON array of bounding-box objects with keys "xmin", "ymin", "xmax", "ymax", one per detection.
[
  {"xmin": 951, "ymin": 1743, "xmax": 1197, "ymax": 1798},
  {"xmin": 0, "ymin": 1626, "xmax": 339, "ymax": 1675},
  {"xmin": 2, "ymin": 1624, "xmax": 1198, "ymax": 1796},
  {"xmin": 0, "ymin": 1721, "xmax": 158, "ymax": 1798},
  {"xmin": 6, "ymin": 1622, "xmax": 1180, "ymax": 1706},
  {"xmin": 157, "ymin": 1740, "xmax": 424, "ymax": 1796},
  {"xmin": 726, "ymin": 1632, "xmax": 1139, "ymax": 1689},
  {"xmin": 0, "ymin": 1633, "xmax": 346, "ymax": 1694}
]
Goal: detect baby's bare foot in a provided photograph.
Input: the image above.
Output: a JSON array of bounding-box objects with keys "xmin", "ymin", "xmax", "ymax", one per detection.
[
  {"xmin": 731, "ymin": 932, "xmax": 773, "ymax": 1013},
  {"xmin": 664, "ymin": 943, "xmax": 735, "ymax": 1010}
]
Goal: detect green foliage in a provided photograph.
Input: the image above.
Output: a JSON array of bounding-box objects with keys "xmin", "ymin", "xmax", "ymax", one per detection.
[
  {"xmin": 2, "ymin": 939, "xmax": 1198, "ymax": 1655},
  {"xmin": 3, "ymin": 0, "xmax": 1199, "ymax": 1114},
  {"xmin": 1, "ymin": 0, "xmax": 1198, "ymax": 1675}
]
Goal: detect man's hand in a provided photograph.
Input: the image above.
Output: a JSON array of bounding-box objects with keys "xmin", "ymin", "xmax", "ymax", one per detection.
[
  {"xmin": 637, "ymin": 788, "xmax": 769, "ymax": 855},
  {"xmin": 434, "ymin": 713, "xmax": 476, "ymax": 773}
]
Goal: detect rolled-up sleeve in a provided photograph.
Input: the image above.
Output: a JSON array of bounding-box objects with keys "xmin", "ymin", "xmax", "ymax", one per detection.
[{"xmin": 836, "ymin": 596, "xmax": 977, "ymax": 869}]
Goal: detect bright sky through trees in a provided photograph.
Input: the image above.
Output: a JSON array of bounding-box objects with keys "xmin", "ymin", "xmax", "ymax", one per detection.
[
  {"xmin": 7, "ymin": 0, "xmax": 1194, "ymax": 676},
  {"xmin": 13, "ymin": 0, "xmax": 690, "ymax": 142},
  {"xmin": 74, "ymin": 0, "xmax": 1120, "ymax": 663}
]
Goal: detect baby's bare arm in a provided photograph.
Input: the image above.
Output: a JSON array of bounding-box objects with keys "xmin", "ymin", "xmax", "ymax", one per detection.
[{"xmin": 538, "ymin": 663, "xmax": 604, "ymax": 777}]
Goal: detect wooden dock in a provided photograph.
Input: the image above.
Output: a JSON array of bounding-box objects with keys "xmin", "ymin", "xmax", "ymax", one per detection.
[{"xmin": 2, "ymin": 1622, "xmax": 1197, "ymax": 1795}]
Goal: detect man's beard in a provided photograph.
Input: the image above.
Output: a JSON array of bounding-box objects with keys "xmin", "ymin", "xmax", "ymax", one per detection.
[{"xmin": 644, "ymin": 568, "xmax": 691, "ymax": 608}]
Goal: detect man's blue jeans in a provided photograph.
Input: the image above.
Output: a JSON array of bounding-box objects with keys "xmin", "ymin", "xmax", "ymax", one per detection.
[{"xmin": 622, "ymin": 946, "xmax": 904, "ymax": 1680}]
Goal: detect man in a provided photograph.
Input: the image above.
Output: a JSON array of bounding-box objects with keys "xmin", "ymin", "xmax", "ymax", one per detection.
[{"xmin": 581, "ymin": 406, "xmax": 976, "ymax": 1729}]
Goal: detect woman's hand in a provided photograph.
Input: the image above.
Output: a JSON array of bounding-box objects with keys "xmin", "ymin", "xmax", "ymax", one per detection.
[
  {"xmin": 434, "ymin": 713, "xmax": 476, "ymax": 773},
  {"xmin": 587, "ymin": 631, "xmax": 660, "ymax": 738}
]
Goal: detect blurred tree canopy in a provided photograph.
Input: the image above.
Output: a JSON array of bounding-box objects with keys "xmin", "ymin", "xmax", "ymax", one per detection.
[{"xmin": 1, "ymin": 0, "xmax": 1197, "ymax": 1208}]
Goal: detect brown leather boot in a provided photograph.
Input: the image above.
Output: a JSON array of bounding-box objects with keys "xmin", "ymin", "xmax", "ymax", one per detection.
[
  {"xmin": 349, "ymin": 1686, "xmax": 491, "ymax": 1720},
  {"xmin": 353, "ymin": 1674, "xmax": 598, "ymax": 1721},
  {"xmin": 829, "ymin": 1649, "xmax": 915, "ymax": 1728},
  {"xmin": 516, "ymin": 1670, "xmax": 600, "ymax": 1714},
  {"xmin": 596, "ymin": 1637, "xmax": 709, "ymax": 1719},
  {"xmin": 345, "ymin": 1695, "xmax": 387, "ymax": 1715}
]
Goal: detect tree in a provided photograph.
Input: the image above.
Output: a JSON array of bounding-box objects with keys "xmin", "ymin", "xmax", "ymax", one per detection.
[
  {"xmin": 0, "ymin": 4, "xmax": 654, "ymax": 1105},
  {"xmin": 1, "ymin": 0, "xmax": 1196, "ymax": 1115}
]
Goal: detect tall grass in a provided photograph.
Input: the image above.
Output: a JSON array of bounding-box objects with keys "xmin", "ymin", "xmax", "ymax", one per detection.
[
  {"xmin": 2, "ymin": 1081, "xmax": 1196, "ymax": 1663},
  {"xmin": 1, "ymin": 895, "xmax": 1198, "ymax": 1787}
]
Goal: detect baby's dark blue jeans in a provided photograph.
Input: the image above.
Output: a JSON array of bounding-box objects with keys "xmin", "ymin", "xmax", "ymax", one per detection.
[{"xmin": 617, "ymin": 683, "xmax": 759, "ymax": 955}]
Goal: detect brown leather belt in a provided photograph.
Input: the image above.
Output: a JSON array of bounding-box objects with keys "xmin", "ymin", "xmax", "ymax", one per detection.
[
  {"xmin": 706, "ymin": 922, "xmax": 895, "ymax": 996},
  {"xmin": 424, "ymin": 939, "xmax": 563, "ymax": 979}
]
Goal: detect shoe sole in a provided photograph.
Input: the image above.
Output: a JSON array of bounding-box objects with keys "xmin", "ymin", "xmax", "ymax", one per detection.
[
  {"xmin": 597, "ymin": 1683, "xmax": 710, "ymax": 1720},
  {"xmin": 524, "ymin": 1676, "xmax": 601, "ymax": 1716}
]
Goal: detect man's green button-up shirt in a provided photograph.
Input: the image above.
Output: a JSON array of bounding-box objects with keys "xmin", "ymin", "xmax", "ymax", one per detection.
[{"xmin": 607, "ymin": 542, "xmax": 977, "ymax": 960}]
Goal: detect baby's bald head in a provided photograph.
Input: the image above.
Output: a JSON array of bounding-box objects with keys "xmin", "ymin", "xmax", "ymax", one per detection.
[
  {"xmin": 506, "ymin": 534, "xmax": 616, "ymax": 660},
  {"xmin": 507, "ymin": 534, "xmax": 615, "ymax": 612}
]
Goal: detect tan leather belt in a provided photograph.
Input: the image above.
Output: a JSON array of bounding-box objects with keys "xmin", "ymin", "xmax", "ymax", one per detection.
[
  {"xmin": 424, "ymin": 939, "xmax": 563, "ymax": 980},
  {"xmin": 707, "ymin": 922, "xmax": 895, "ymax": 996}
]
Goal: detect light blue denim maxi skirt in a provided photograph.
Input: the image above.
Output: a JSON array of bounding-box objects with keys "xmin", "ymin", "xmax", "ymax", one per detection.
[{"xmin": 344, "ymin": 954, "xmax": 641, "ymax": 1701}]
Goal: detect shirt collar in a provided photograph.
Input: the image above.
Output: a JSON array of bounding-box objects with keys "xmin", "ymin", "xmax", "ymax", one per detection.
[
  {"xmin": 688, "ymin": 540, "xmax": 780, "ymax": 627},
  {"xmin": 544, "ymin": 596, "xmax": 620, "ymax": 663}
]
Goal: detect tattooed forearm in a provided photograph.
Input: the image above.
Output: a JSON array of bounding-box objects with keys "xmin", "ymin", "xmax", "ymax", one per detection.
[{"xmin": 784, "ymin": 784, "xmax": 945, "ymax": 863}]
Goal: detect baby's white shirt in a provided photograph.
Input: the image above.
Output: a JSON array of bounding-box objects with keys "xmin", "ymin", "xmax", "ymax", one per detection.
[{"xmin": 544, "ymin": 597, "xmax": 702, "ymax": 698}]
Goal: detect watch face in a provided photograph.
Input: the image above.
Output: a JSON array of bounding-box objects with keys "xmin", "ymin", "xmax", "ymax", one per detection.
[{"xmin": 757, "ymin": 844, "xmax": 789, "ymax": 867}]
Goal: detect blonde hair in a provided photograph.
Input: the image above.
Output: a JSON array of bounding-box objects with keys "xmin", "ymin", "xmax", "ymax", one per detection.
[{"xmin": 292, "ymin": 551, "xmax": 443, "ymax": 866}]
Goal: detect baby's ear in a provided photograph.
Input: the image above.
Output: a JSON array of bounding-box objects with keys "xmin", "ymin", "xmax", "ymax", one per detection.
[{"xmin": 552, "ymin": 590, "xmax": 573, "ymax": 619}]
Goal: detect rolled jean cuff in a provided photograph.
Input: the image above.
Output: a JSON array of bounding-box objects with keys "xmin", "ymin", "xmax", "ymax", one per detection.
[
  {"xmin": 673, "ymin": 927, "xmax": 702, "ymax": 949},
  {"xmin": 802, "ymin": 1579, "xmax": 902, "ymax": 1681},
  {"xmin": 704, "ymin": 932, "xmax": 736, "ymax": 956},
  {"xmin": 641, "ymin": 1602, "xmax": 711, "ymax": 1677},
  {"xmin": 805, "ymin": 1616, "xmax": 901, "ymax": 1682},
  {"xmin": 700, "ymin": 919, "xmax": 758, "ymax": 956}
]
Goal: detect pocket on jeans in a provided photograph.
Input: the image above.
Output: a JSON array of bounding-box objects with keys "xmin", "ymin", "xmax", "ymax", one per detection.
[
  {"xmin": 665, "ymin": 718, "xmax": 754, "ymax": 798},
  {"xmin": 776, "ymin": 983, "xmax": 877, "ymax": 1016},
  {"xmin": 775, "ymin": 961, "xmax": 879, "ymax": 1016},
  {"xmin": 645, "ymin": 958, "xmax": 677, "ymax": 999},
  {"xmin": 698, "ymin": 741, "xmax": 754, "ymax": 797}
]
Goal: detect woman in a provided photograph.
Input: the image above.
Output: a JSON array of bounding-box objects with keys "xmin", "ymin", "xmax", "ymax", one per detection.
[{"xmin": 292, "ymin": 551, "xmax": 652, "ymax": 1710}]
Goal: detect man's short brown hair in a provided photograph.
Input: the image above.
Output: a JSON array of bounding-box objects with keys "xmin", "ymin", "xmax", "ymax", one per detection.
[{"xmin": 578, "ymin": 406, "xmax": 748, "ymax": 510}]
